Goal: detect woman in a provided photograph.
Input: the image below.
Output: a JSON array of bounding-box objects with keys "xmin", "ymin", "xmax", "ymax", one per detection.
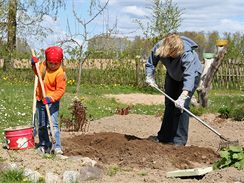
[{"xmin": 145, "ymin": 33, "xmax": 203, "ymax": 145}]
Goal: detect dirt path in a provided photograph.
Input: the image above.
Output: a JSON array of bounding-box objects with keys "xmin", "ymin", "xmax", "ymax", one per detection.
[{"xmin": 104, "ymin": 93, "xmax": 165, "ymax": 105}]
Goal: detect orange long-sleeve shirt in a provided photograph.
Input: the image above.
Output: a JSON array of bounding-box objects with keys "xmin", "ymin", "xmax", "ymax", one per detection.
[{"xmin": 34, "ymin": 62, "xmax": 66, "ymax": 102}]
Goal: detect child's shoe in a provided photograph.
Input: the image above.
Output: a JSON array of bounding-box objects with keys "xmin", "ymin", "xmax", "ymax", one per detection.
[
  {"xmin": 54, "ymin": 148, "xmax": 63, "ymax": 155},
  {"xmin": 37, "ymin": 146, "xmax": 45, "ymax": 154}
]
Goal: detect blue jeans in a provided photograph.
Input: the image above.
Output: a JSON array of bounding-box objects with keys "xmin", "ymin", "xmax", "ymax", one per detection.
[
  {"xmin": 36, "ymin": 100, "xmax": 61, "ymax": 149},
  {"xmin": 157, "ymin": 72, "xmax": 200, "ymax": 145}
]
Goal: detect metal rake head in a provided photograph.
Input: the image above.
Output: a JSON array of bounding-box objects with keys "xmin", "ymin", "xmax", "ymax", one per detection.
[{"xmin": 218, "ymin": 139, "xmax": 240, "ymax": 151}]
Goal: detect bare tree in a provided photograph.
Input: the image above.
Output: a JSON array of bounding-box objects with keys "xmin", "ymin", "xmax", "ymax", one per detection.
[{"xmin": 59, "ymin": 0, "xmax": 116, "ymax": 96}]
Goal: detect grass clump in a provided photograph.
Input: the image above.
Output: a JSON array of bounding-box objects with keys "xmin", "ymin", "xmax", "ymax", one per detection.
[
  {"xmin": 0, "ymin": 169, "xmax": 29, "ymax": 183},
  {"xmin": 218, "ymin": 105, "xmax": 231, "ymax": 119},
  {"xmin": 190, "ymin": 105, "xmax": 205, "ymax": 116},
  {"xmin": 107, "ymin": 165, "xmax": 121, "ymax": 176},
  {"xmin": 230, "ymin": 104, "xmax": 244, "ymax": 121},
  {"xmin": 217, "ymin": 104, "xmax": 244, "ymax": 121}
]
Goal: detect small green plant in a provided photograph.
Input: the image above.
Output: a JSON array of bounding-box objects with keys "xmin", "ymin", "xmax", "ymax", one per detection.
[
  {"xmin": 107, "ymin": 165, "xmax": 121, "ymax": 176},
  {"xmin": 218, "ymin": 105, "xmax": 231, "ymax": 119},
  {"xmin": 138, "ymin": 171, "xmax": 148, "ymax": 176},
  {"xmin": 43, "ymin": 153, "xmax": 55, "ymax": 160},
  {"xmin": 230, "ymin": 104, "xmax": 244, "ymax": 121},
  {"xmin": 0, "ymin": 169, "xmax": 30, "ymax": 183},
  {"xmin": 0, "ymin": 157, "xmax": 5, "ymax": 162},
  {"xmin": 190, "ymin": 106, "xmax": 204, "ymax": 116},
  {"xmin": 213, "ymin": 146, "xmax": 244, "ymax": 170}
]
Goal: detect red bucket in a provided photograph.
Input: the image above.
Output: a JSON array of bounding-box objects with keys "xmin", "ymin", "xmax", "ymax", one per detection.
[{"xmin": 4, "ymin": 126, "xmax": 35, "ymax": 150}]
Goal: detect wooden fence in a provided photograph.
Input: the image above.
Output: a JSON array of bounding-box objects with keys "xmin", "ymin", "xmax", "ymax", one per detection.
[{"xmin": 213, "ymin": 59, "xmax": 244, "ymax": 90}]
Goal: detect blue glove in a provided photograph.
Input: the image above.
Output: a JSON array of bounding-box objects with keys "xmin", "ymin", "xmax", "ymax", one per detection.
[
  {"xmin": 42, "ymin": 97, "xmax": 54, "ymax": 105},
  {"xmin": 31, "ymin": 56, "xmax": 39, "ymax": 65}
]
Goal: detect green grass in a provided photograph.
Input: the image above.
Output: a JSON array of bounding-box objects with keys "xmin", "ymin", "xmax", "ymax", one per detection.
[
  {"xmin": 206, "ymin": 89, "xmax": 244, "ymax": 113},
  {"xmin": 0, "ymin": 82, "xmax": 33, "ymax": 129},
  {"xmin": 132, "ymin": 104, "xmax": 164, "ymax": 116},
  {"xmin": 0, "ymin": 169, "xmax": 45, "ymax": 183},
  {"xmin": 0, "ymin": 169, "xmax": 29, "ymax": 183}
]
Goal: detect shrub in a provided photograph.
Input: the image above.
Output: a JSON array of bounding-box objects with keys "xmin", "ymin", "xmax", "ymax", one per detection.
[
  {"xmin": 218, "ymin": 105, "xmax": 231, "ymax": 119},
  {"xmin": 230, "ymin": 104, "xmax": 244, "ymax": 121},
  {"xmin": 60, "ymin": 97, "xmax": 88, "ymax": 132},
  {"xmin": 190, "ymin": 106, "xmax": 204, "ymax": 116}
]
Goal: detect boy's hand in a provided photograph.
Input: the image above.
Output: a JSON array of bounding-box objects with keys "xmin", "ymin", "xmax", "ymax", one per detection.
[
  {"xmin": 42, "ymin": 97, "xmax": 54, "ymax": 105},
  {"xmin": 31, "ymin": 56, "xmax": 39, "ymax": 65}
]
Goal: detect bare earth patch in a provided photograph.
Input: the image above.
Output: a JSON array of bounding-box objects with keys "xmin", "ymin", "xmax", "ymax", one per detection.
[
  {"xmin": 1, "ymin": 93, "xmax": 244, "ymax": 183},
  {"xmin": 104, "ymin": 93, "xmax": 165, "ymax": 105}
]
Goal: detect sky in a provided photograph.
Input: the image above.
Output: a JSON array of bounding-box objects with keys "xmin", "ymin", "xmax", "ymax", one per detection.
[{"xmin": 30, "ymin": 0, "xmax": 244, "ymax": 50}]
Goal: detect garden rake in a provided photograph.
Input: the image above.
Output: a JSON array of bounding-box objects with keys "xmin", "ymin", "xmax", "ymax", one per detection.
[
  {"xmin": 32, "ymin": 64, "xmax": 38, "ymax": 137},
  {"xmin": 31, "ymin": 49, "xmax": 56, "ymax": 146},
  {"xmin": 151, "ymin": 85, "xmax": 239, "ymax": 149}
]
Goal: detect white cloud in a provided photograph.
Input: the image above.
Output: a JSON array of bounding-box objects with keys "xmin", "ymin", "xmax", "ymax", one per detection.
[
  {"xmin": 123, "ymin": 6, "xmax": 147, "ymax": 17},
  {"xmin": 107, "ymin": 0, "xmax": 244, "ymax": 35}
]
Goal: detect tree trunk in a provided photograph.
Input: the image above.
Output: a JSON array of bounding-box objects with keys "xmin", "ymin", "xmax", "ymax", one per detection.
[
  {"xmin": 76, "ymin": 59, "xmax": 83, "ymax": 96},
  {"xmin": 4, "ymin": 0, "xmax": 17, "ymax": 71},
  {"xmin": 76, "ymin": 54, "xmax": 88, "ymax": 96},
  {"xmin": 197, "ymin": 47, "xmax": 227, "ymax": 107},
  {"xmin": 135, "ymin": 57, "xmax": 139, "ymax": 86}
]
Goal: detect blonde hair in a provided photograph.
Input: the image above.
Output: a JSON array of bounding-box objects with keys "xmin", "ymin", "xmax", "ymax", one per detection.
[{"xmin": 155, "ymin": 33, "xmax": 184, "ymax": 58}]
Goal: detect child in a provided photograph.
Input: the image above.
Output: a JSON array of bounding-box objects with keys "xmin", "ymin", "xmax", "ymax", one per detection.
[{"xmin": 31, "ymin": 46, "xmax": 66, "ymax": 154}]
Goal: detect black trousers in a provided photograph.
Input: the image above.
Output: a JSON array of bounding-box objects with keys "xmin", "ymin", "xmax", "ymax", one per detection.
[{"xmin": 157, "ymin": 72, "xmax": 200, "ymax": 145}]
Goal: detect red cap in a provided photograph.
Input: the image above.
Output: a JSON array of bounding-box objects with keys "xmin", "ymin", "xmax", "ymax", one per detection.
[{"xmin": 45, "ymin": 46, "xmax": 63, "ymax": 63}]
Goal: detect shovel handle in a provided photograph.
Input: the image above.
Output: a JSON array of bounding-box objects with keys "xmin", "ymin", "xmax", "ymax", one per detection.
[{"xmin": 31, "ymin": 49, "xmax": 56, "ymax": 144}]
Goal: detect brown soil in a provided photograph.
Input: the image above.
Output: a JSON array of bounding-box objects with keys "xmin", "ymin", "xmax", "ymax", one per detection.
[{"xmin": 63, "ymin": 132, "xmax": 218, "ymax": 170}]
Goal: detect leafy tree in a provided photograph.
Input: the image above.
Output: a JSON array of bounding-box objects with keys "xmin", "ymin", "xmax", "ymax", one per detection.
[
  {"xmin": 180, "ymin": 31, "xmax": 206, "ymax": 61},
  {"xmin": 224, "ymin": 32, "xmax": 244, "ymax": 61},
  {"xmin": 205, "ymin": 31, "xmax": 219, "ymax": 53},
  {"xmin": 0, "ymin": 0, "xmax": 65, "ymax": 71},
  {"xmin": 88, "ymin": 35, "xmax": 130, "ymax": 59},
  {"xmin": 136, "ymin": 0, "xmax": 182, "ymax": 41}
]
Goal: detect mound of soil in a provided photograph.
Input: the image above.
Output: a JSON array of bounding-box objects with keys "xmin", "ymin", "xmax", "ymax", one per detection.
[{"xmin": 62, "ymin": 132, "xmax": 218, "ymax": 170}]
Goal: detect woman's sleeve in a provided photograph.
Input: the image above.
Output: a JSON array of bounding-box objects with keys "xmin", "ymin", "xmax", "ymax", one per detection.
[
  {"xmin": 145, "ymin": 43, "xmax": 160, "ymax": 76},
  {"xmin": 181, "ymin": 51, "xmax": 198, "ymax": 92}
]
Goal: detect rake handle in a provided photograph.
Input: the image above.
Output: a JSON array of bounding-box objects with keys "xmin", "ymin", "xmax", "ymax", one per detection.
[
  {"xmin": 152, "ymin": 85, "xmax": 229, "ymax": 142},
  {"xmin": 31, "ymin": 49, "xmax": 56, "ymax": 144}
]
